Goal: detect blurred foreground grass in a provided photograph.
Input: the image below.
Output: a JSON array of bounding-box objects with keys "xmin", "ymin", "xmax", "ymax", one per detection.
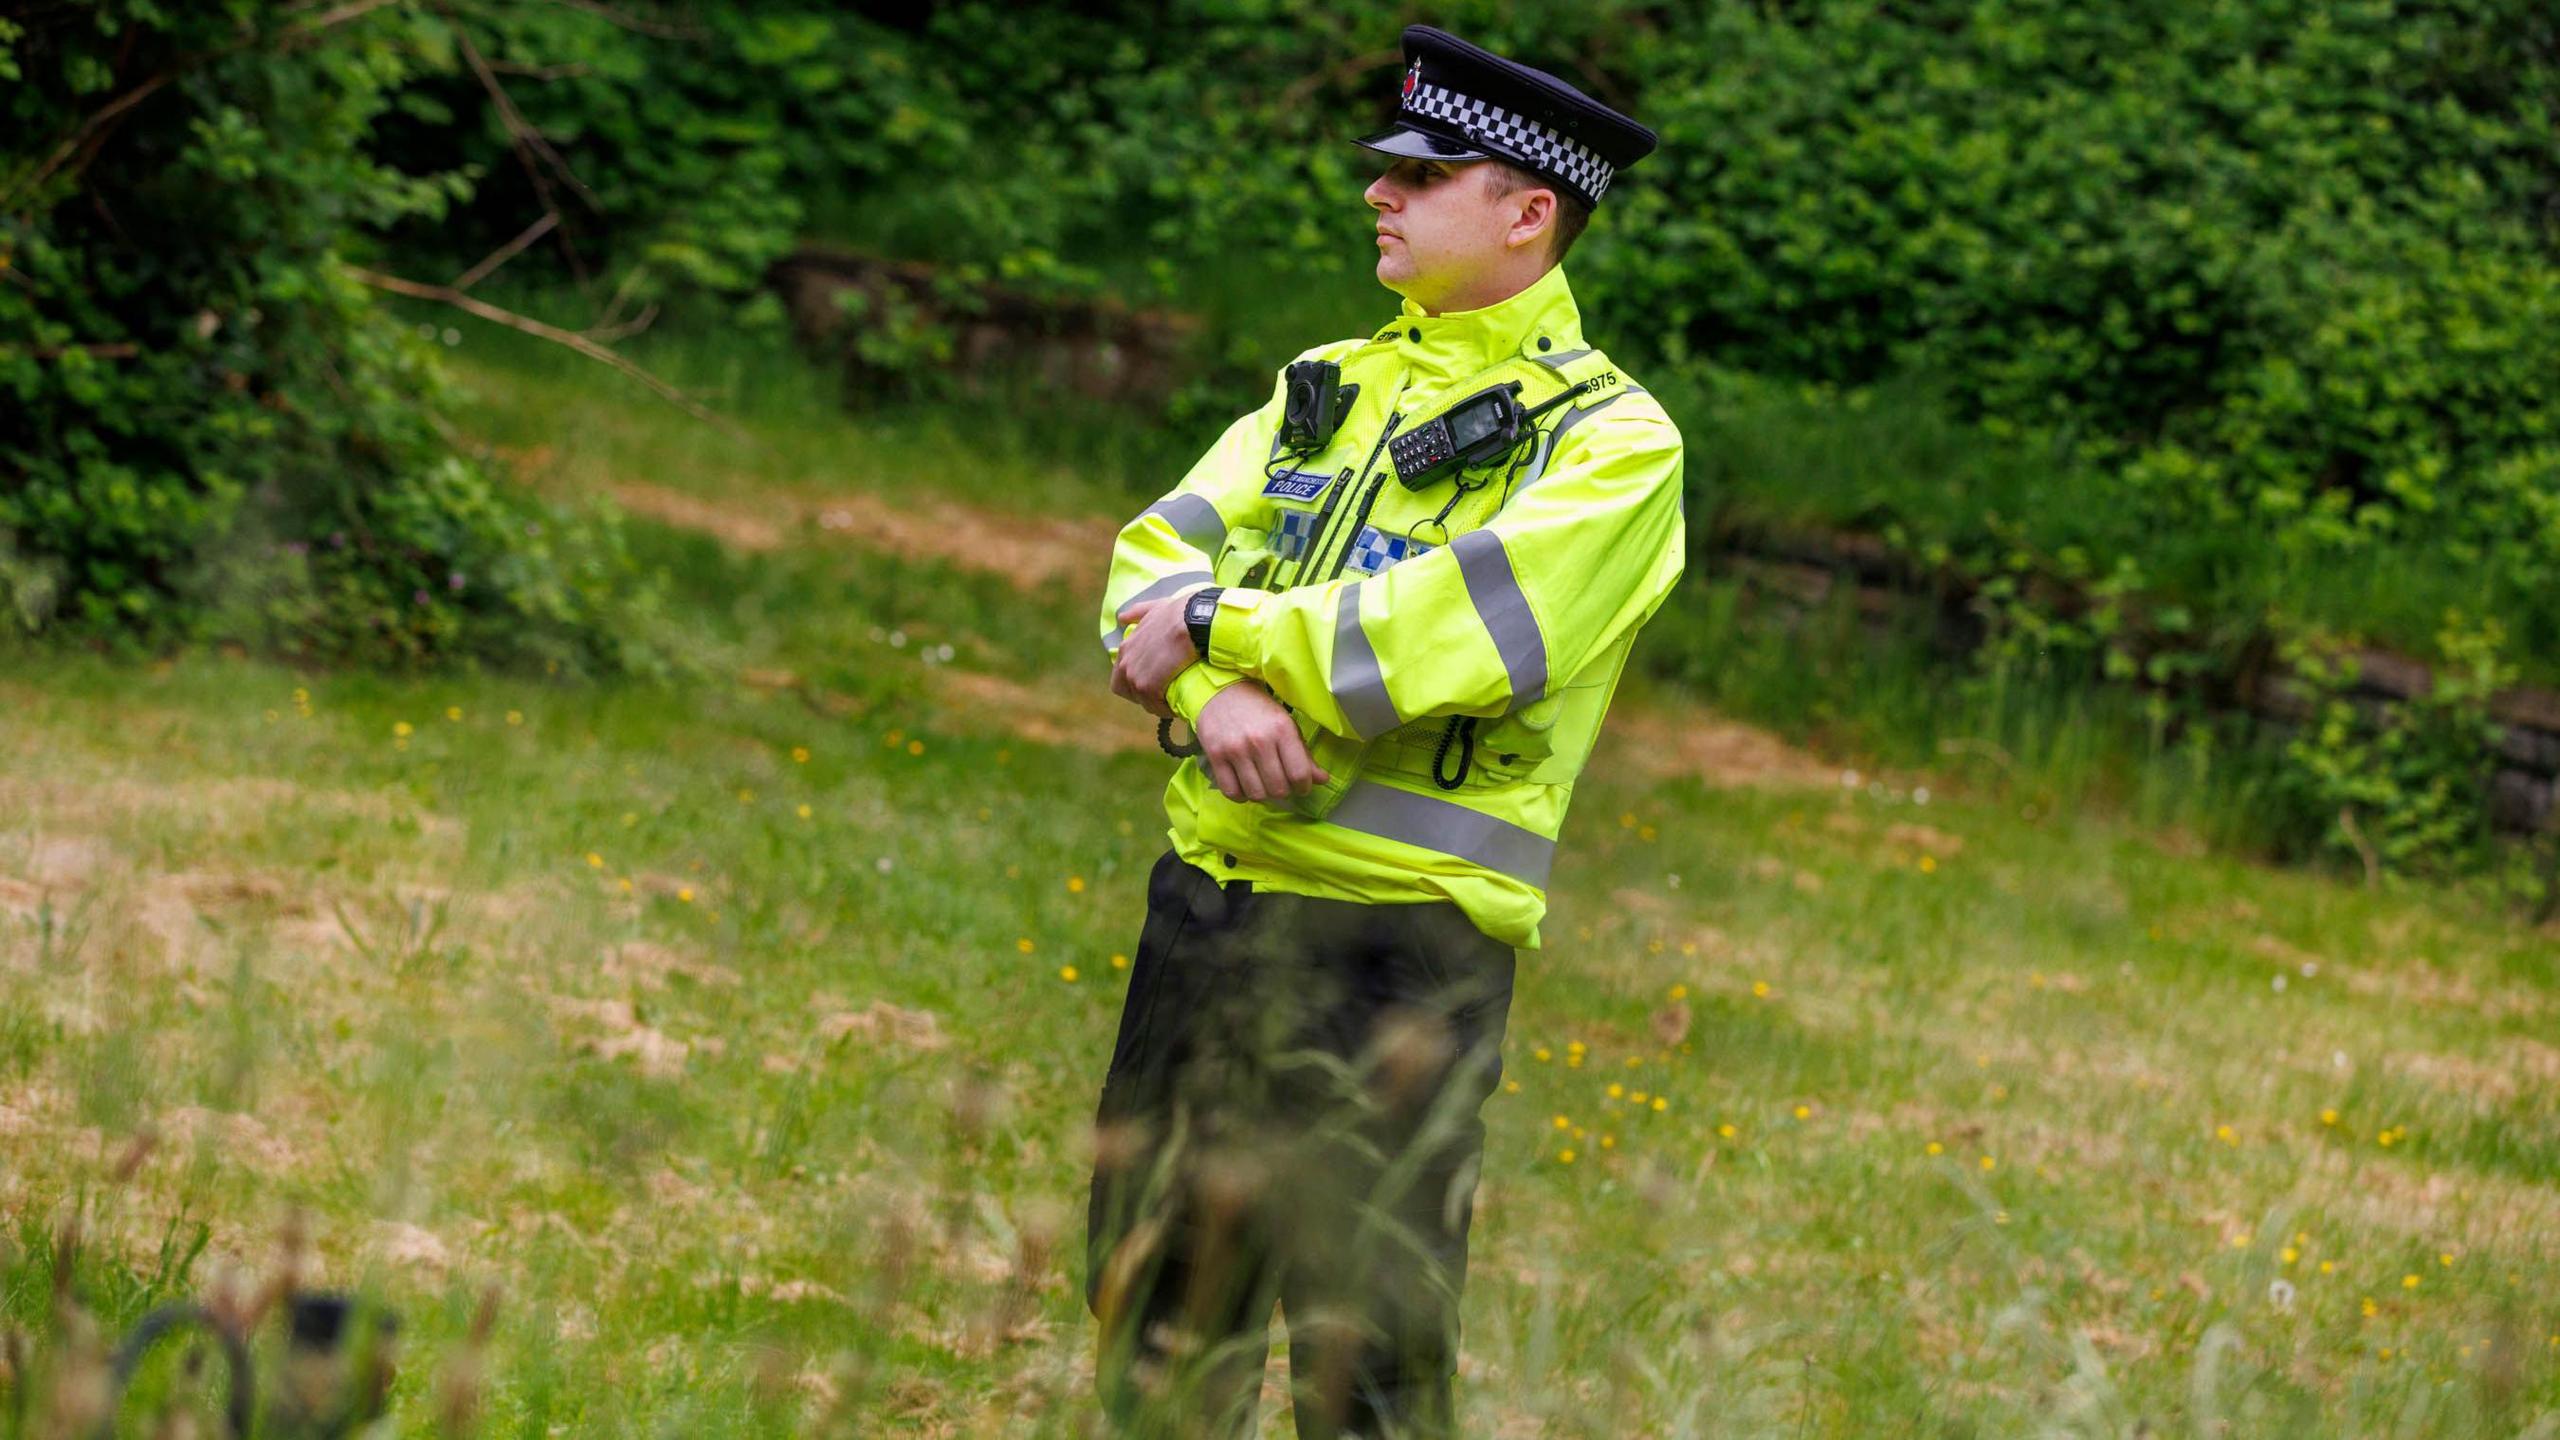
[{"xmin": 1, "ymin": 331, "xmax": 2555, "ymax": 1437}]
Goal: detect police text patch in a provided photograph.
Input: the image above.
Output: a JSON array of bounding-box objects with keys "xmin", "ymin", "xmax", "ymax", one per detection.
[{"xmin": 1262, "ymin": 469, "xmax": 1334, "ymax": 503}]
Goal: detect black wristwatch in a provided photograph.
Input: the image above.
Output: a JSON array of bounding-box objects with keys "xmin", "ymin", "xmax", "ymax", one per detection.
[{"xmin": 1183, "ymin": 586, "xmax": 1225, "ymax": 658}]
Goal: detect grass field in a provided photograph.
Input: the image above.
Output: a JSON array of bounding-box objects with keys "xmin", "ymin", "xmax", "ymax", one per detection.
[{"xmin": 3, "ymin": 331, "xmax": 2556, "ymax": 1437}]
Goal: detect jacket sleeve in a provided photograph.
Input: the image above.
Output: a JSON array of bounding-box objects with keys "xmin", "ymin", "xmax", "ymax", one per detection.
[
  {"xmin": 1202, "ymin": 405, "xmax": 1685, "ymax": 739},
  {"xmin": 1097, "ymin": 366, "xmax": 1294, "ymax": 723}
]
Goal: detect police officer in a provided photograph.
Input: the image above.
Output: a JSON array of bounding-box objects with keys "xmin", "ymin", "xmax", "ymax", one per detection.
[{"xmin": 1089, "ymin": 25, "xmax": 1680, "ymax": 1438}]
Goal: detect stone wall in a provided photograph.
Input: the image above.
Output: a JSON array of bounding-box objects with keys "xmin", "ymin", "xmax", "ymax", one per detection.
[
  {"xmin": 766, "ymin": 247, "xmax": 1200, "ymax": 410},
  {"xmin": 1715, "ymin": 524, "xmax": 2560, "ymax": 837}
]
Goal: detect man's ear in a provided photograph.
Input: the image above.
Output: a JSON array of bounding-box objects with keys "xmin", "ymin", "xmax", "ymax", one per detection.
[{"xmin": 1504, "ymin": 185, "xmax": 1556, "ymax": 253}]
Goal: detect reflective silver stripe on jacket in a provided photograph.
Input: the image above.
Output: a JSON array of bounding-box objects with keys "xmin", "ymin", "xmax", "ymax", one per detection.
[
  {"xmin": 1140, "ymin": 493, "xmax": 1227, "ymax": 553},
  {"xmin": 1328, "ymin": 782, "xmax": 1555, "ymax": 888},
  {"xmin": 1449, "ymin": 529, "xmax": 1546, "ymax": 709},
  {"xmin": 1331, "ymin": 583, "xmax": 1400, "ymax": 737},
  {"xmin": 1101, "ymin": 569, "xmax": 1212, "ymax": 653}
]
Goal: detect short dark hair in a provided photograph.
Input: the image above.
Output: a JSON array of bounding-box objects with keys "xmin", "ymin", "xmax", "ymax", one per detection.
[{"xmin": 1482, "ymin": 160, "xmax": 1591, "ymax": 265}]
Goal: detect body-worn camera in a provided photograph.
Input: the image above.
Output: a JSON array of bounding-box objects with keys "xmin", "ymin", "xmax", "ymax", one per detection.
[{"xmin": 1282, "ymin": 360, "xmax": 1360, "ymax": 452}]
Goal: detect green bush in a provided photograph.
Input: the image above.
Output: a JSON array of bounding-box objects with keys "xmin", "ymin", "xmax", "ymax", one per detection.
[
  {"xmin": 1605, "ymin": 0, "xmax": 2560, "ymax": 667},
  {"xmin": 1, "ymin": 2, "xmax": 660, "ymax": 673}
]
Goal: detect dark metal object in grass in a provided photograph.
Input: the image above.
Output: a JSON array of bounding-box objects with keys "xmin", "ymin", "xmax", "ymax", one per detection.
[{"xmin": 96, "ymin": 1290, "xmax": 398, "ymax": 1440}]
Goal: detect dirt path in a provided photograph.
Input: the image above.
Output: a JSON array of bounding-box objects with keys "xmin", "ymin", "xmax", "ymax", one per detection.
[{"xmin": 520, "ymin": 455, "xmax": 1840, "ymax": 789}]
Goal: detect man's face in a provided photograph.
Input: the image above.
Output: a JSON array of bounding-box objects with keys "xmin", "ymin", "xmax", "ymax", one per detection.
[{"xmin": 1366, "ymin": 156, "xmax": 1535, "ymax": 307}]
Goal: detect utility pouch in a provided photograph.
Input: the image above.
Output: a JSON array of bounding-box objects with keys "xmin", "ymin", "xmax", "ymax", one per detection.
[{"xmin": 1286, "ymin": 723, "xmax": 1369, "ymax": 820}]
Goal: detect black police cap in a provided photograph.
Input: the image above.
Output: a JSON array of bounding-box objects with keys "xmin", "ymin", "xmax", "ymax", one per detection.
[{"xmin": 1354, "ymin": 25, "xmax": 1657, "ymax": 210}]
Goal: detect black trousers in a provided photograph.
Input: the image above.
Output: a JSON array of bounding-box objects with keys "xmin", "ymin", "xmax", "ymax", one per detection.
[{"xmin": 1085, "ymin": 850, "xmax": 1516, "ymax": 1439}]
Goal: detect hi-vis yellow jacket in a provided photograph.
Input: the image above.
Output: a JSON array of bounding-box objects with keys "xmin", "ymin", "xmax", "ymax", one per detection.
[{"xmin": 1097, "ymin": 263, "xmax": 1685, "ymax": 949}]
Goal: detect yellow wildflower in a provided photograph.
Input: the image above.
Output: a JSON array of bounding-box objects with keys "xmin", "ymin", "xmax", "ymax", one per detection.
[
  {"xmin": 1558, "ymin": 1148, "xmax": 1577, "ymax": 1164},
  {"xmin": 1918, "ymin": 854, "xmax": 1937, "ymax": 873},
  {"xmin": 2402, "ymin": 1274, "xmax": 2420, "ymax": 1290},
  {"xmin": 1068, "ymin": 876, "xmax": 1087, "ymax": 893},
  {"xmin": 907, "ymin": 739, "xmax": 925, "ymax": 756},
  {"xmin": 677, "ymin": 888, "xmax": 694, "ymax": 904},
  {"xmin": 1717, "ymin": 1123, "xmax": 1737, "ymax": 1139},
  {"xmin": 1060, "ymin": 966, "xmax": 1079, "ymax": 983},
  {"xmin": 1668, "ymin": 982, "xmax": 1688, "ymax": 999},
  {"xmin": 796, "ymin": 803, "xmax": 813, "ymax": 820},
  {"xmin": 1925, "ymin": 1141, "xmax": 1943, "ymax": 1156},
  {"xmin": 1016, "ymin": 938, "xmax": 1034, "ymax": 954},
  {"xmin": 1552, "ymin": 1115, "xmax": 1570, "ymax": 1131},
  {"xmin": 506, "ymin": 710, "xmax": 523, "ymax": 726},
  {"xmin": 1110, "ymin": 953, "xmax": 1128, "ymax": 969},
  {"xmin": 2320, "ymin": 1108, "xmax": 2339, "ymax": 1125},
  {"xmin": 1607, "ymin": 1083, "xmax": 1625, "ymax": 1100},
  {"xmin": 586, "ymin": 852, "xmax": 603, "ymax": 869},
  {"xmin": 393, "ymin": 721, "xmax": 413, "ymax": 737},
  {"xmin": 792, "ymin": 746, "xmax": 811, "ymax": 763},
  {"xmin": 445, "ymin": 706, "xmax": 462, "ymax": 722},
  {"xmin": 1980, "ymin": 1155, "xmax": 1996, "ymax": 1172},
  {"xmin": 1650, "ymin": 1096, "xmax": 1667, "ymax": 1112}
]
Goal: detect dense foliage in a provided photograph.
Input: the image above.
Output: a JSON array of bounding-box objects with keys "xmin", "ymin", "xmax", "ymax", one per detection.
[
  {"xmin": 1615, "ymin": 0, "xmax": 2560, "ymax": 668},
  {"xmin": 1, "ymin": 2, "xmax": 658, "ymax": 672}
]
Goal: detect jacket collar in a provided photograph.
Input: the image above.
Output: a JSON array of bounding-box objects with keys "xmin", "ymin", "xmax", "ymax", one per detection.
[{"xmin": 1370, "ymin": 263, "xmax": 1586, "ymax": 393}]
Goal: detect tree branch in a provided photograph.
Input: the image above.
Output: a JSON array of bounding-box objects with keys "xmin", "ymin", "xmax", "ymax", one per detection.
[
  {"xmin": 0, "ymin": 0, "xmax": 411, "ymax": 215},
  {"xmin": 1277, "ymin": 48, "xmax": 1399, "ymax": 115},
  {"xmin": 0, "ymin": 72, "xmax": 173, "ymax": 214},
  {"xmin": 4, "ymin": 343, "xmax": 143, "ymax": 361},
  {"xmin": 451, "ymin": 18, "xmax": 594, "ymax": 283},
  {"xmin": 344, "ymin": 264, "xmax": 743, "ymax": 437},
  {"xmin": 451, "ymin": 211, "xmax": 558, "ymax": 290},
  {"xmin": 543, "ymin": 0, "xmax": 704, "ymax": 41}
]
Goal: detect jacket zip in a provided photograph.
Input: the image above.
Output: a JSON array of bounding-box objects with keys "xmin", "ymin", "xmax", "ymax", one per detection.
[
  {"xmin": 1290, "ymin": 410, "xmax": 1400, "ymax": 590},
  {"xmin": 1320, "ymin": 465, "xmax": 1400, "ymax": 582}
]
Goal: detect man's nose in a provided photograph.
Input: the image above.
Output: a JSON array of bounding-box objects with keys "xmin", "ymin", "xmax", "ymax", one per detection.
[{"xmin": 1365, "ymin": 173, "xmax": 1396, "ymax": 211}]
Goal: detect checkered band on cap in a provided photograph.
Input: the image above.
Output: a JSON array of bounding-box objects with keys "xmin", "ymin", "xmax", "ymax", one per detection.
[{"xmin": 1402, "ymin": 78, "xmax": 1614, "ymax": 203}]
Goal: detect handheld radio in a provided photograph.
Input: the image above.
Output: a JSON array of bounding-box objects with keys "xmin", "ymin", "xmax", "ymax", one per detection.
[{"xmin": 1388, "ymin": 376, "xmax": 1608, "ymax": 490}]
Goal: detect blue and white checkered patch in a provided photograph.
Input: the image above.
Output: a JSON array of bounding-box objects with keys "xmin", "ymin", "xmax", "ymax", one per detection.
[
  {"xmin": 1345, "ymin": 525, "xmax": 1434, "ymax": 576},
  {"xmin": 1275, "ymin": 509, "xmax": 1323, "ymax": 559}
]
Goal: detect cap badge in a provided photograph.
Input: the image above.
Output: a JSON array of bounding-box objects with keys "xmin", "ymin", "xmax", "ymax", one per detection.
[{"xmin": 1402, "ymin": 59, "xmax": 1420, "ymax": 101}]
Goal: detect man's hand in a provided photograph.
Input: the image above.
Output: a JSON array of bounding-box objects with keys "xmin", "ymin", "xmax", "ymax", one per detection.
[
  {"xmin": 1194, "ymin": 682, "xmax": 1329, "ymax": 804},
  {"xmin": 1109, "ymin": 584, "xmax": 1210, "ymax": 717}
]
